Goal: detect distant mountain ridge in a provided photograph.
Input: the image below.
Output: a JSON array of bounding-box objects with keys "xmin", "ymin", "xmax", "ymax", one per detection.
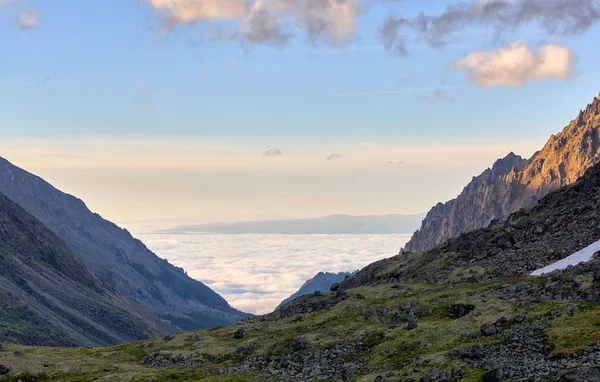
[
  {"xmin": 0, "ymin": 193, "xmax": 172, "ymax": 347},
  {"xmin": 165, "ymin": 214, "xmax": 425, "ymax": 235},
  {"xmin": 276, "ymin": 271, "xmax": 352, "ymax": 311},
  {"xmin": 0, "ymin": 157, "xmax": 249, "ymax": 330},
  {"xmin": 405, "ymin": 93, "xmax": 600, "ymax": 252}
]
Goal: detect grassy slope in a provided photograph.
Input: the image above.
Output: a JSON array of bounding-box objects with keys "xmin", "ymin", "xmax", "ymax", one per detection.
[{"xmin": 1, "ymin": 250, "xmax": 599, "ymax": 382}]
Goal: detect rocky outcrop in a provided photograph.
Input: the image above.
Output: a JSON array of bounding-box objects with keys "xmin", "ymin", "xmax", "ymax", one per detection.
[
  {"xmin": 0, "ymin": 193, "xmax": 172, "ymax": 347},
  {"xmin": 405, "ymin": 93, "xmax": 600, "ymax": 252},
  {"xmin": 0, "ymin": 157, "xmax": 249, "ymax": 330},
  {"xmin": 276, "ymin": 271, "xmax": 352, "ymax": 311}
]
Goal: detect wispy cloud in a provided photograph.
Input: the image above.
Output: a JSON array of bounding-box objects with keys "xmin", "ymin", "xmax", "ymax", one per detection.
[
  {"xmin": 379, "ymin": 0, "xmax": 600, "ymax": 55},
  {"xmin": 332, "ymin": 85, "xmax": 462, "ymax": 97},
  {"xmin": 141, "ymin": 86, "xmax": 162, "ymax": 112},
  {"xmin": 18, "ymin": 8, "xmax": 37, "ymax": 29},
  {"xmin": 326, "ymin": 153, "xmax": 341, "ymax": 161},
  {"xmin": 1, "ymin": 0, "xmax": 38, "ymax": 30},
  {"xmin": 420, "ymin": 89, "xmax": 449, "ymax": 103},
  {"xmin": 264, "ymin": 147, "xmax": 283, "ymax": 157}
]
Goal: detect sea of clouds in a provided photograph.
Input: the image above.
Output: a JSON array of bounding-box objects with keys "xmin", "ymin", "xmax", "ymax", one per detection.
[{"xmin": 135, "ymin": 232, "xmax": 411, "ymax": 314}]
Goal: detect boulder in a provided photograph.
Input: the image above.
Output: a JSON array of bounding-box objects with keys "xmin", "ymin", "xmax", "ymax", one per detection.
[
  {"xmin": 480, "ymin": 323, "xmax": 498, "ymax": 337},
  {"xmin": 234, "ymin": 328, "xmax": 245, "ymax": 339},
  {"xmin": 450, "ymin": 303, "xmax": 476, "ymax": 318}
]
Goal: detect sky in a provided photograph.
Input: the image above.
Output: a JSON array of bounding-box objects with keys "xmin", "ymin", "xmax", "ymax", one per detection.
[{"xmin": 1, "ymin": 0, "xmax": 600, "ymax": 227}]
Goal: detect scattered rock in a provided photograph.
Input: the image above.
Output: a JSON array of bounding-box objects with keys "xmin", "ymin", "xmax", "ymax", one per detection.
[
  {"xmin": 400, "ymin": 303, "xmax": 412, "ymax": 311},
  {"xmin": 234, "ymin": 328, "xmax": 245, "ymax": 339},
  {"xmin": 290, "ymin": 336, "xmax": 308, "ymax": 351},
  {"xmin": 185, "ymin": 334, "xmax": 203, "ymax": 342},
  {"xmin": 483, "ymin": 369, "xmax": 503, "ymax": 382},
  {"xmin": 330, "ymin": 283, "xmax": 340, "ymax": 292},
  {"xmin": 0, "ymin": 365, "xmax": 9, "ymax": 375},
  {"xmin": 480, "ymin": 323, "xmax": 498, "ymax": 337},
  {"xmin": 450, "ymin": 303, "xmax": 476, "ymax": 318}
]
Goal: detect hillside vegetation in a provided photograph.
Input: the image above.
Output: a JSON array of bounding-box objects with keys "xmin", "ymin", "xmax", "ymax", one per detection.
[{"xmin": 5, "ymin": 165, "xmax": 600, "ymax": 380}]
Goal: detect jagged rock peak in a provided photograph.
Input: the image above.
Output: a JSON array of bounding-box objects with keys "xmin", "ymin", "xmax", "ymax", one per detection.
[
  {"xmin": 404, "ymin": 92, "xmax": 600, "ymax": 253},
  {"xmin": 490, "ymin": 152, "xmax": 528, "ymax": 180},
  {"xmin": 577, "ymin": 94, "xmax": 600, "ymax": 125}
]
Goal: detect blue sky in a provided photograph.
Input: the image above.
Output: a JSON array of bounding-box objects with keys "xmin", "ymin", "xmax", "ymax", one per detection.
[
  {"xmin": 2, "ymin": 0, "xmax": 598, "ymax": 141},
  {"xmin": 1, "ymin": 0, "xmax": 600, "ymax": 225}
]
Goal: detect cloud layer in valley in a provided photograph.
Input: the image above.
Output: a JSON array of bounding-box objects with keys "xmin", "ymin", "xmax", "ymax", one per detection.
[{"xmin": 136, "ymin": 231, "xmax": 411, "ymax": 313}]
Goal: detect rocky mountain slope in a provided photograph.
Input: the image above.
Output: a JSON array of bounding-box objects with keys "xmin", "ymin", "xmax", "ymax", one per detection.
[
  {"xmin": 0, "ymin": 193, "xmax": 172, "ymax": 347},
  {"xmin": 405, "ymin": 93, "xmax": 600, "ymax": 252},
  {"xmin": 276, "ymin": 271, "xmax": 352, "ymax": 310},
  {"xmin": 6, "ymin": 163, "xmax": 600, "ymax": 380},
  {"xmin": 0, "ymin": 157, "xmax": 249, "ymax": 330}
]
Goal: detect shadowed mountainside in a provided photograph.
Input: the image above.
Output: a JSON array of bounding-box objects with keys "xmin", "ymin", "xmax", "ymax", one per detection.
[
  {"xmin": 0, "ymin": 157, "xmax": 249, "ymax": 330},
  {"xmin": 0, "ymin": 193, "xmax": 172, "ymax": 347}
]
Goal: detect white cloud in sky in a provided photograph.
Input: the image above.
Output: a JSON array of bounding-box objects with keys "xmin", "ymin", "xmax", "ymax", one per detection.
[
  {"xmin": 146, "ymin": 0, "xmax": 248, "ymax": 25},
  {"xmin": 144, "ymin": 0, "xmax": 360, "ymax": 45},
  {"xmin": 136, "ymin": 232, "xmax": 411, "ymax": 313},
  {"xmin": 449, "ymin": 41, "xmax": 576, "ymax": 87},
  {"xmin": 0, "ymin": 0, "xmax": 38, "ymax": 29},
  {"xmin": 17, "ymin": 8, "xmax": 37, "ymax": 29}
]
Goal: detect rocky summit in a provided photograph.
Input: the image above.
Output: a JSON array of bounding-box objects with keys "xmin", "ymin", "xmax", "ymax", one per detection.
[
  {"xmin": 405, "ymin": 93, "xmax": 600, "ymax": 253},
  {"xmin": 0, "ymin": 157, "xmax": 249, "ymax": 330},
  {"xmin": 4, "ymin": 163, "xmax": 600, "ymax": 380}
]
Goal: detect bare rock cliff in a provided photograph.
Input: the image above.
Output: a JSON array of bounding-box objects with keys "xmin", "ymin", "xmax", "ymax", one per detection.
[{"xmin": 405, "ymin": 93, "xmax": 600, "ymax": 252}]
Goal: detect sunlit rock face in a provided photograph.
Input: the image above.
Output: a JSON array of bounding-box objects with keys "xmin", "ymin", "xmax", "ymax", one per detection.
[{"xmin": 406, "ymin": 94, "xmax": 600, "ymax": 252}]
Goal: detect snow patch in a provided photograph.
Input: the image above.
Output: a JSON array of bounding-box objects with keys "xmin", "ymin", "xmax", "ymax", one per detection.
[{"xmin": 531, "ymin": 238, "xmax": 600, "ymax": 276}]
